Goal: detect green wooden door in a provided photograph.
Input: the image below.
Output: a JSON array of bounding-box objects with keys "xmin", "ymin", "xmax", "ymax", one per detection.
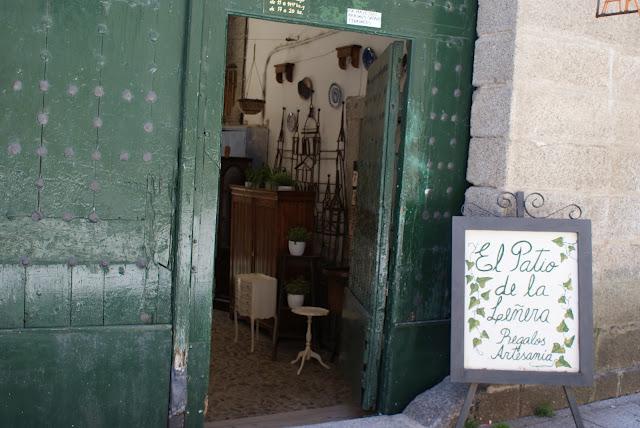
[
  {"xmin": 0, "ymin": 1, "xmax": 188, "ymax": 425},
  {"xmin": 340, "ymin": 41, "xmax": 404, "ymax": 410}
]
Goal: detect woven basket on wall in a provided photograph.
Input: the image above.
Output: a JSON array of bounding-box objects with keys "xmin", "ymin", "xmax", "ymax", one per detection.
[{"xmin": 238, "ymin": 98, "xmax": 265, "ymax": 115}]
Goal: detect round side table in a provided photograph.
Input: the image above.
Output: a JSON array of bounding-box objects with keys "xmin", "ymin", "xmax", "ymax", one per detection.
[{"xmin": 290, "ymin": 306, "xmax": 330, "ymax": 375}]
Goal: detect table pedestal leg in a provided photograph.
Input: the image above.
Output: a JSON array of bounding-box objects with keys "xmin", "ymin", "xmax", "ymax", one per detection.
[{"xmin": 290, "ymin": 315, "xmax": 330, "ymax": 375}]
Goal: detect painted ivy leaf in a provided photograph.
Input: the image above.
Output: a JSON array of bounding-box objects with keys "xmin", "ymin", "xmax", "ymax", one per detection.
[
  {"xmin": 481, "ymin": 330, "xmax": 489, "ymax": 339},
  {"xmin": 560, "ymin": 253, "xmax": 567, "ymax": 262},
  {"xmin": 470, "ymin": 283, "xmax": 479, "ymax": 294},
  {"xmin": 477, "ymin": 277, "xmax": 492, "ymax": 288},
  {"xmin": 469, "ymin": 297, "xmax": 480, "ymax": 309},
  {"xmin": 558, "ymin": 296, "xmax": 567, "ymax": 304},
  {"xmin": 466, "ymin": 274, "xmax": 474, "ymax": 284},
  {"xmin": 466, "ymin": 260, "xmax": 475, "ymax": 270},
  {"xmin": 476, "ymin": 307, "xmax": 485, "ymax": 317},
  {"xmin": 563, "ymin": 279, "xmax": 573, "ymax": 290},
  {"xmin": 565, "ymin": 335, "xmax": 575, "ymax": 348},
  {"xmin": 568, "ymin": 245, "xmax": 575, "ymax": 252},
  {"xmin": 565, "ymin": 309, "xmax": 574, "ymax": 320},
  {"xmin": 552, "ymin": 237, "xmax": 564, "ymax": 246},
  {"xmin": 555, "ymin": 356, "xmax": 572, "ymax": 368},
  {"xmin": 468, "ymin": 317, "xmax": 480, "ymax": 331},
  {"xmin": 472, "ymin": 338, "xmax": 482, "ymax": 348},
  {"xmin": 557, "ymin": 320, "xmax": 569, "ymax": 333},
  {"xmin": 551, "ymin": 342, "xmax": 565, "ymax": 354},
  {"xmin": 481, "ymin": 291, "xmax": 491, "ymax": 301}
]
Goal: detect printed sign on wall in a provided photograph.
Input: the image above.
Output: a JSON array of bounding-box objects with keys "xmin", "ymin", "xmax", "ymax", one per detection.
[
  {"xmin": 451, "ymin": 217, "xmax": 594, "ymax": 386},
  {"xmin": 264, "ymin": 0, "xmax": 307, "ymax": 17}
]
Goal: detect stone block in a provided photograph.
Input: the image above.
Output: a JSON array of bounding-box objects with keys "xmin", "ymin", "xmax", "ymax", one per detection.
[
  {"xmin": 517, "ymin": 0, "xmax": 640, "ymax": 56},
  {"xmin": 613, "ymin": 54, "xmax": 640, "ymax": 102},
  {"xmin": 596, "ymin": 324, "xmax": 640, "ymax": 371},
  {"xmin": 593, "ymin": 370, "xmax": 620, "ymax": 401},
  {"xmin": 514, "ymin": 31, "xmax": 609, "ymax": 89},
  {"xmin": 619, "ymin": 367, "xmax": 640, "ymax": 396},
  {"xmin": 593, "ymin": 278, "xmax": 640, "ymax": 327},
  {"xmin": 464, "ymin": 186, "xmax": 514, "ymax": 217},
  {"xmin": 573, "ymin": 384, "xmax": 595, "ymax": 405},
  {"xmin": 470, "ymin": 85, "xmax": 512, "ymax": 138},
  {"xmin": 507, "ymin": 140, "xmax": 611, "ymax": 192},
  {"xmin": 518, "ymin": 385, "xmax": 566, "ymax": 416},
  {"xmin": 608, "ymin": 149, "xmax": 640, "ymax": 193},
  {"xmin": 473, "ymin": 384, "xmax": 521, "ymax": 422},
  {"xmin": 466, "ymin": 138, "xmax": 509, "ymax": 187},
  {"xmin": 473, "ymin": 33, "xmax": 515, "ymax": 86},
  {"xmin": 606, "ymin": 197, "xmax": 640, "ymax": 238},
  {"xmin": 477, "ymin": 0, "xmax": 518, "ymax": 36},
  {"xmin": 614, "ymin": 99, "xmax": 640, "ymax": 149},
  {"xmin": 402, "ymin": 376, "xmax": 468, "ymax": 428},
  {"xmin": 510, "ymin": 80, "xmax": 613, "ymax": 146}
]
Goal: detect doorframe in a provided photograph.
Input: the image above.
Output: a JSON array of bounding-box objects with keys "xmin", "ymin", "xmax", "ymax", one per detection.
[{"xmin": 173, "ymin": 0, "xmax": 472, "ymax": 425}]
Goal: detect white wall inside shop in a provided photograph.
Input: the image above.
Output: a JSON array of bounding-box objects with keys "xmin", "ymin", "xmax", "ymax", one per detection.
[{"xmin": 242, "ymin": 18, "xmax": 396, "ymax": 178}]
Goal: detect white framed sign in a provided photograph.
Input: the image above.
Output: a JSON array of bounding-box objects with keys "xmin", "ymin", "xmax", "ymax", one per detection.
[{"xmin": 451, "ymin": 217, "xmax": 593, "ymax": 386}]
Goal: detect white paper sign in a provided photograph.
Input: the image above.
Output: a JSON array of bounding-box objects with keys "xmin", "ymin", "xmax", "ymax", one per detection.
[
  {"xmin": 347, "ymin": 8, "xmax": 382, "ymax": 28},
  {"xmin": 463, "ymin": 230, "xmax": 580, "ymax": 373}
]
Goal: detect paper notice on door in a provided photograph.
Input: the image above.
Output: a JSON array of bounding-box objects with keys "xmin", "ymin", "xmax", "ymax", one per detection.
[{"xmin": 346, "ymin": 8, "xmax": 382, "ymax": 28}]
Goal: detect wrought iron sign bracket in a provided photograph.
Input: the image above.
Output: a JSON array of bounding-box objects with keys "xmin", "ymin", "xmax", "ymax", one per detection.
[
  {"xmin": 462, "ymin": 191, "xmax": 583, "ymax": 220},
  {"xmin": 455, "ymin": 190, "xmax": 587, "ymax": 428}
]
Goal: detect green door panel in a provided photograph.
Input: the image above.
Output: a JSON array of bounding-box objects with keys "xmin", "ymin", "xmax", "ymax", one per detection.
[
  {"xmin": 0, "ymin": 266, "xmax": 25, "ymax": 329},
  {"xmin": 24, "ymin": 265, "xmax": 71, "ymax": 327},
  {"xmin": 0, "ymin": 0, "xmax": 478, "ymax": 423},
  {"xmin": 71, "ymin": 265, "xmax": 107, "ymax": 326},
  {"xmin": 0, "ymin": 0, "xmax": 187, "ymax": 424},
  {"xmin": 339, "ymin": 289, "xmax": 370, "ymax": 404},
  {"xmin": 379, "ymin": 321, "xmax": 451, "ymax": 413},
  {"xmin": 0, "ymin": 325, "xmax": 172, "ymax": 427},
  {"xmin": 0, "ymin": 0, "xmax": 184, "ymax": 267},
  {"xmin": 342, "ymin": 41, "xmax": 404, "ymax": 410}
]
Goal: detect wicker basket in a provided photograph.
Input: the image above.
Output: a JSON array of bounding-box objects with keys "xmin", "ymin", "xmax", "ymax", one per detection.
[{"xmin": 238, "ymin": 98, "xmax": 265, "ymax": 115}]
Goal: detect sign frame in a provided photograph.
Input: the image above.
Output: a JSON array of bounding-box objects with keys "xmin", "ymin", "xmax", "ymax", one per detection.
[{"xmin": 451, "ymin": 216, "xmax": 594, "ymax": 387}]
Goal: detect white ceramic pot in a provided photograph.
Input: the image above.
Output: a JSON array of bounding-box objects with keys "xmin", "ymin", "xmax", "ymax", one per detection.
[
  {"xmin": 287, "ymin": 294, "xmax": 304, "ymax": 309},
  {"xmin": 288, "ymin": 240, "xmax": 306, "ymax": 256}
]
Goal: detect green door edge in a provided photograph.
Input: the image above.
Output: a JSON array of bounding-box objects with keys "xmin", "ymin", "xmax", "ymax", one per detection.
[{"xmin": 177, "ymin": 1, "xmax": 478, "ymax": 424}]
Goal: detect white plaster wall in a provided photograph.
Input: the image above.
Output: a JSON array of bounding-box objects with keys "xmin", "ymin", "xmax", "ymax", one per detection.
[
  {"xmin": 468, "ymin": 0, "xmax": 640, "ymax": 402},
  {"xmin": 243, "ymin": 18, "xmax": 395, "ymax": 180}
]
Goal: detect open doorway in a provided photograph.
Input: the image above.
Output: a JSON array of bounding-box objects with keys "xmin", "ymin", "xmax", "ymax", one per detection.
[{"xmin": 207, "ymin": 15, "xmax": 407, "ymax": 425}]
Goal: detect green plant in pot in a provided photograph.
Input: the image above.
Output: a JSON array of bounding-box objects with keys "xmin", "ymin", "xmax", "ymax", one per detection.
[
  {"xmin": 244, "ymin": 167, "xmax": 258, "ymax": 188},
  {"xmin": 285, "ymin": 276, "xmax": 310, "ymax": 309},
  {"xmin": 256, "ymin": 165, "xmax": 273, "ymax": 188},
  {"xmin": 287, "ymin": 226, "xmax": 311, "ymax": 256},
  {"xmin": 245, "ymin": 165, "xmax": 272, "ymax": 188},
  {"xmin": 271, "ymin": 169, "xmax": 295, "ymax": 190}
]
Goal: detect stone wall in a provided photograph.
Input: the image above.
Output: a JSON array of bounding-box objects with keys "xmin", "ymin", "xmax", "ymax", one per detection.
[{"xmin": 467, "ymin": 0, "xmax": 640, "ymax": 421}]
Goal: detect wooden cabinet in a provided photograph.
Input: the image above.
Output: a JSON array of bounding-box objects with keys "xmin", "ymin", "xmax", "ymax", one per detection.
[
  {"xmin": 229, "ymin": 186, "xmax": 315, "ymax": 291},
  {"xmin": 214, "ymin": 157, "xmax": 252, "ymax": 310}
]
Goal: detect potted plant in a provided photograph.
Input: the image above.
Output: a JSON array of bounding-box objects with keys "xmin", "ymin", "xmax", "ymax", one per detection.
[
  {"xmin": 288, "ymin": 226, "xmax": 311, "ymax": 256},
  {"xmin": 245, "ymin": 165, "xmax": 272, "ymax": 188},
  {"xmin": 271, "ymin": 169, "xmax": 295, "ymax": 191},
  {"xmin": 245, "ymin": 167, "xmax": 258, "ymax": 188},
  {"xmin": 285, "ymin": 277, "xmax": 310, "ymax": 309}
]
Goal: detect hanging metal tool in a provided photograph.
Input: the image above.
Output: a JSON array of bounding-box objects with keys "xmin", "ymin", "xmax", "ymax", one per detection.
[{"xmin": 274, "ymin": 107, "xmax": 286, "ymax": 170}]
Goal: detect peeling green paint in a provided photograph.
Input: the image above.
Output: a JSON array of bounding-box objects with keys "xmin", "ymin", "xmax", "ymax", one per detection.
[{"xmin": 0, "ymin": 0, "xmax": 477, "ymax": 423}]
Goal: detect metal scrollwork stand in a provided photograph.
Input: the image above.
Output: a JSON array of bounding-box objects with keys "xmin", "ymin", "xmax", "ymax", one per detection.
[{"xmin": 455, "ymin": 190, "xmax": 585, "ymax": 428}]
